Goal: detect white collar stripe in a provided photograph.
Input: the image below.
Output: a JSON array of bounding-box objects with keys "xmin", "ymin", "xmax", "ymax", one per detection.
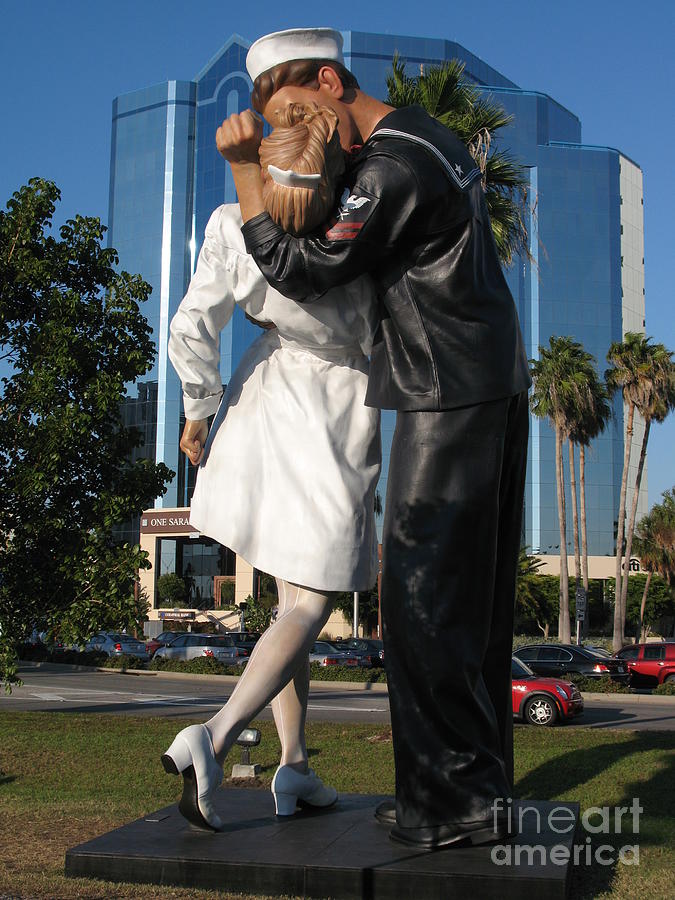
[{"xmin": 370, "ymin": 128, "xmax": 481, "ymax": 190}]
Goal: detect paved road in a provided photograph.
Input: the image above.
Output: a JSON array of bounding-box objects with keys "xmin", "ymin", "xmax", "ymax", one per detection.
[
  {"xmin": 2, "ymin": 665, "xmax": 391, "ymax": 723},
  {"xmin": 2, "ymin": 665, "xmax": 674, "ymax": 730}
]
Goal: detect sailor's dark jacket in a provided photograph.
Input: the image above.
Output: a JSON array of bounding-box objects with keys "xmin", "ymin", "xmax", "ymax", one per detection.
[{"xmin": 242, "ymin": 105, "xmax": 531, "ymax": 411}]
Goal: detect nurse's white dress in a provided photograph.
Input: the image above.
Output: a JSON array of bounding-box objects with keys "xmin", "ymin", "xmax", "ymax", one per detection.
[{"xmin": 168, "ymin": 204, "xmax": 381, "ymax": 592}]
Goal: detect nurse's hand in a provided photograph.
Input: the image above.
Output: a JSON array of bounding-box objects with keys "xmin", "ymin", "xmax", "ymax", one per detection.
[
  {"xmin": 216, "ymin": 111, "xmax": 266, "ymax": 222},
  {"xmin": 216, "ymin": 110, "xmax": 263, "ymax": 165},
  {"xmin": 180, "ymin": 419, "xmax": 209, "ymax": 466}
]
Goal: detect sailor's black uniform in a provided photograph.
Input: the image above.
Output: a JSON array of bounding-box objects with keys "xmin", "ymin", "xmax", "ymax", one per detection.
[{"xmin": 243, "ymin": 104, "xmax": 530, "ymax": 833}]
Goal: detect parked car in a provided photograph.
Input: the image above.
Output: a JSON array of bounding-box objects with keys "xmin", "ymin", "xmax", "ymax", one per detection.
[
  {"xmin": 309, "ymin": 641, "xmax": 359, "ymax": 667},
  {"xmin": 511, "ymin": 656, "xmax": 584, "ymax": 726},
  {"xmin": 145, "ymin": 631, "xmax": 182, "ymax": 657},
  {"xmin": 335, "ymin": 637, "xmax": 384, "ymax": 667},
  {"xmin": 513, "ymin": 643, "xmax": 629, "ymax": 682},
  {"xmin": 153, "ymin": 632, "xmax": 247, "ymax": 665},
  {"xmin": 84, "ymin": 632, "xmax": 150, "ymax": 662},
  {"xmin": 615, "ymin": 641, "xmax": 675, "ymax": 687},
  {"xmin": 583, "ymin": 645, "xmax": 612, "ymax": 658},
  {"xmin": 226, "ymin": 632, "xmax": 262, "ymax": 657}
]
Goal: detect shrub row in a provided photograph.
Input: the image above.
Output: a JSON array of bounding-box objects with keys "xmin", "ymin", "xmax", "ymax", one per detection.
[
  {"xmin": 309, "ymin": 663, "xmax": 387, "ymax": 683},
  {"xmin": 565, "ymin": 674, "xmax": 632, "ymax": 693},
  {"xmin": 18, "ymin": 645, "xmax": 672, "ymax": 694},
  {"xmin": 149, "ymin": 656, "xmax": 243, "ymax": 676},
  {"xmin": 101, "ymin": 654, "xmax": 146, "ymax": 670},
  {"xmin": 19, "ymin": 645, "xmax": 107, "ymax": 667}
]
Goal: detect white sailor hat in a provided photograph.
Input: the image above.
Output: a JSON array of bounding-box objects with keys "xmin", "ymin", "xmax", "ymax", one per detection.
[{"xmin": 246, "ymin": 27, "xmax": 344, "ymax": 83}]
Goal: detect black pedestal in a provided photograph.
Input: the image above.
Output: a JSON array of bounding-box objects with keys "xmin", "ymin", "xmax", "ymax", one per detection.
[{"xmin": 65, "ymin": 790, "xmax": 579, "ymax": 899}]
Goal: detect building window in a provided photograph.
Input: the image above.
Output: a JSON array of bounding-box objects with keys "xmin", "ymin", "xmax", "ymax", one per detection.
[{"xmin": 156, "ymin": 536, "xmax": 236, "ymax": 609}]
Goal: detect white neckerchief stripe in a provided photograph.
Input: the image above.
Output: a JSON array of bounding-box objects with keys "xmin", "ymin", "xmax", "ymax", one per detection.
[{"xmin": 369, "ymin": 127, "xmax": 481, "ymax": 190}]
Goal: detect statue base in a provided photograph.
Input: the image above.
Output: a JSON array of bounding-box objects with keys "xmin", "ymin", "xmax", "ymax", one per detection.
[{"xmin": 66, "ymin": 790, "xmax": 578, "ymax": 899}]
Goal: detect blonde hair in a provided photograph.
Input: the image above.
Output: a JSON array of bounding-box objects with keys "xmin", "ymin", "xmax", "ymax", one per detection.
[{"xmin": 259, "ymin": 103, "xmax": 345, "ymax": 236}]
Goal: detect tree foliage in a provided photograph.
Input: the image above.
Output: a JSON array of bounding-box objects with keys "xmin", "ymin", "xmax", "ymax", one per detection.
[
  {"xmin": 606, "ymin": 333, "xmax": 675, "ymax": 649},
  {"xmin": 624, "ymin": 574, "xmax": 674, "ymax": 634},
  {"xmin": 514, "ymin": 548, "xmax": 558, "ymax": 638},
  {"xmin": 385, "ymin": 56, "xmax": 530, "ymax": 266},
  {"xmin": 0, "ymin": 179, "xmax": 173, "ymax": 686},
  {"xmin": 529, "ymin": 337, "xmax": 601, "ymax": 641},
  {"xmin": 156, "ymin": 573, "xmax": 188, "ymax": 608},
  {"xmin": 333, "ymin": 586, "xmax": 380, "ymax": 634},
  {"xmin": 241, "ymin": 592, "xmax": 274, "ymax": 633}
]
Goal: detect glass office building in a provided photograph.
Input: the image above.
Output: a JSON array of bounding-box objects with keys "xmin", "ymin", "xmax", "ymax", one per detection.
[{"xmin": 108, "ymin": 30, "xmax": 646, "ymax": 597}]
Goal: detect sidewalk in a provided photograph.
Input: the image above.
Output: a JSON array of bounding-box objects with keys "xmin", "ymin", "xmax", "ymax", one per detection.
[
  {"xmin": 18, "ymin": 661, "xmax": 674, "ymax": 702},
  {"xmin": 19, "ymin": 660, "xmax": 390, "ymax": 693}
]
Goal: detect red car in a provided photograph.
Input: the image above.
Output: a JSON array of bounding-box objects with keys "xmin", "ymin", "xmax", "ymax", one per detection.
[
  {"xmin": 145, "ymin": 631, "xmax": 181, "ymax": 658},
  {"xmin": 512, "ymin": 656, "xmax": 584, "ymax": 726},
  {"xmin": 616, "ymin": 641, "xmax": 675, "ymax": 687}
]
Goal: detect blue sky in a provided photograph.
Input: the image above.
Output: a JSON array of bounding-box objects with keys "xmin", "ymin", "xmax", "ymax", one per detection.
[{"xmin": 1, "ymin": 0, "xmax": 672, "ymax": 507}]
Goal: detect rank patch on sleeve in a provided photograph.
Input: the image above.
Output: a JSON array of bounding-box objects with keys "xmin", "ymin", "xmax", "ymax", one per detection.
[{"xmin": 324, "ymin": 187, "xmax": 379, "ymax": 240}]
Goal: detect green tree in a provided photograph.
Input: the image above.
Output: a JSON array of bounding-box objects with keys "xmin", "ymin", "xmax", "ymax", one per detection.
[
  {"xmin": 156, "ymin": 573, "xmax": 188, "ymax": 608},
  {"xmin": 632, "ymin": 489, "xmax": 675, "ymax": 639},
  {"xmin": 385, "ymin": 56, "xmax": 529, "ymax": 266},
  {"xmin": 241, "ymin": 593, "xmax": 274, "ymax": 632},
  {"xmin": 514, "ymin": 548, "xmax": 558, "ymax": 639},
  {"xmin": 530, "ymin": 337, "xmax": 595, "ymax": 642},
  {"xmin": 220, "ymin": 580, "xmax": 235, "ymax": 605},
  {"xmin": 0, "ymin": 179, "xmax": 173, "ymax": 686},
  {"xmin": 606, "ymin": 334, "xmax": 675, "ymax": 649},
  {"xmin": 334, "ymin": 586, "xmax": 380, "ymax": 635}
]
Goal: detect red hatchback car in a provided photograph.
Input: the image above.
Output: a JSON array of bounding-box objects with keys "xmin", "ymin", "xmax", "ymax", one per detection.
[
  {"xmin": 512, "ymin": 656, "xmax": 584, "ymax": 726},
  {"xmin": 616, "ymin": 641, "xmax": 675, "ymax": 687}
]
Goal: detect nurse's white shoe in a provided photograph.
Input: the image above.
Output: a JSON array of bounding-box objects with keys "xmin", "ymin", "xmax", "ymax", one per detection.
[
  {"xmin": 271, "ymin": 765, "xmax": 338, "ymax": 816},
  {"xmin": 162, "ymin": 724, "xmax": 223, "ymax": 830}
]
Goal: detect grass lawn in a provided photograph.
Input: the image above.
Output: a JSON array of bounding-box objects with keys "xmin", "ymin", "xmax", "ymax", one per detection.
[{"xmin": 0, "ymin": 712, "xmax": 673, "ymax": 899}]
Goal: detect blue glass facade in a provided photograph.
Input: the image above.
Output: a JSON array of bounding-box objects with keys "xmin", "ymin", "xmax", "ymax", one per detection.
[
  {"xmin": 109, "ymin": 80, "xmax": 196, "ymax": 519},
  {"xmin": 109, "ymin": 30, "xmax": 645, "ymax": 559}
]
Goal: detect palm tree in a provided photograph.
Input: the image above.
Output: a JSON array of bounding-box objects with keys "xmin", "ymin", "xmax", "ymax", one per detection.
[
  {"xmin": 632, "ymin": 490, "xmax": 675, "ymax": 639},
  {"xmin": 632, "ymin": 512, "xmax": 660, "ymax": 641},
  {"xmin": 569, "ymin": 372, "xmax": 612, "ymax": 594},
  {"xmin": 606, "ymin": 334, "xmax": 675, "ymax": 650},
  {"xmin": 530, "ymin": 337, "xmax": 594, "ymax": 642},
  {"xmin": 385, "ymin": 56, "xmax": 529, "ymax": 266}
]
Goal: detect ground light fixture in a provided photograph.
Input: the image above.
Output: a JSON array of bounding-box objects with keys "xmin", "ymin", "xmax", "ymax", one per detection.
[{"xmin": 231, "ymin": 727, "xmax": 262, "ymax": 777}]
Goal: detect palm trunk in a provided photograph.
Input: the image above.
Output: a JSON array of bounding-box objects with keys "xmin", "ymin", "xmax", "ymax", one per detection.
[
  {"xmin": 568, "ymin": 440, "xmax": 582, "ymax": 592},
  {"xmin": 639, "ymin": 570, "xmax": 652, "ymax": 642},
  {"xmin": 580, "ymin": 444, "xmax": 589, "ymax": 594},
  {"xmin": 620, "ymin": 418, "xmax": 651, "ymax": 630},
  {"xmin": 613, "ymin": 401, "xmax": 635, "ymax": 651},
  {"xmin": 556, "ymin": 426, "xmax": 570, "ymax": 642}
]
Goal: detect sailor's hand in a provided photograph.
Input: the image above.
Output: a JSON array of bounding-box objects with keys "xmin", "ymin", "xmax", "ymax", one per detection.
[
  {"xmin": 180, "ymin": 419, "xmax": 209, "ymax": 466},
  {"xmin": 216, "ymin": 110, "xmax": 263, "ymax": 165}
]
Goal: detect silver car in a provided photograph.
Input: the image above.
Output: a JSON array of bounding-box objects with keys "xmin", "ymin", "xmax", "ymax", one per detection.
[
  {"xmin": 309, "ymin": 640, "xmax": 359, "ymax": 667},
  {"xmin": 84, "ymin": 631, "xmax": 151, "ymax": 662},
  {"xmin": 153, "ymin": 633, "xmax": 247, "ymax": 665}
]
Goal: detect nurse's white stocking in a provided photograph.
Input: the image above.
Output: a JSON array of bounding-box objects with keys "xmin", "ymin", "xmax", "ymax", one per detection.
[
  {"xmin": 205, "ymin": 580, "xmax": 335, "ymax": 767},
  {"xmin": 271, "ymin": 579, "xmax": 312, "ymax": 771}
]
